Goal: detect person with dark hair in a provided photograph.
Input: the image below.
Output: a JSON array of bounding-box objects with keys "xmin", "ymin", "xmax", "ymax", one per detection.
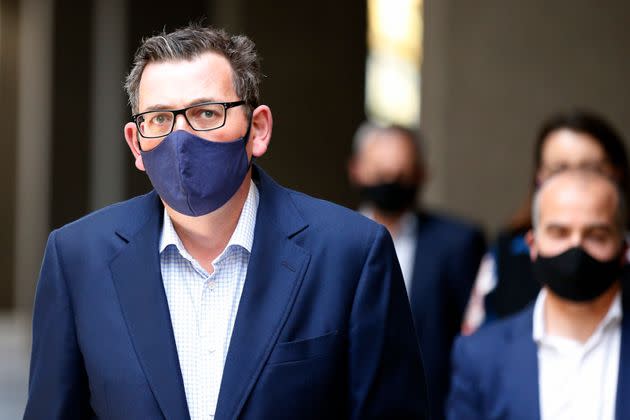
[
  {"xmin": 448, "ymin": 170, "xmax": 630, "ymax": 419},
  {"xmin": 348, "ymin": 121, "xmax": 486, "ymax": 420},
  {"xmin": 24, "ymin": 25, "xmax": 429, "ymax": 419},
  {"xmin": 462, "ymin": 110, "xmax": 630, "ymax": 334}
]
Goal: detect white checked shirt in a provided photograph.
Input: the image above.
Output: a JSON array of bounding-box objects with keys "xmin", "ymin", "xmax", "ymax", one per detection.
[
  {"xmin": 534, "ymin": 289, "xmax": 622, "ymax": 420},
  {"xmin": 160, "ymin": 181, "xmax": 259, "ymax": 420}
]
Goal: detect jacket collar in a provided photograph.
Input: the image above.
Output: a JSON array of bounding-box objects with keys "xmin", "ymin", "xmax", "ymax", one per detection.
[{"xmin": 109, "ymin": 192, "xmax": 191, "ymax": 419}]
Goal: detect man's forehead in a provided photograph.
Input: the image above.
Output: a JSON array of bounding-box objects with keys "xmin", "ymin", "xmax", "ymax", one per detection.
[
  {"xmin": 362, "ymin": 131, "xmax": 414, "ymax": 156},
  {"xmin": 542, "ymin": 172, "xmax": 616, "ymax": 195},
  {"xmin": 138, "ymin": 51, "xmax": 235, "ymax": 109},
  {"xmin": 360, "ymin": 137, "xmax": 415, "ymax": 173},
  {"xmin": 541, "ymin": 216, "xmax": 615, "ymax": 229},
  {"xmin": 538, "ymin": 172, "xmax": 618, "ymax": 223}
]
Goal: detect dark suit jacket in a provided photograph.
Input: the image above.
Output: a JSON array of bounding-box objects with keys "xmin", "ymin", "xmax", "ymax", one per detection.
[
  {"xmin": 447, "ymin": 290, "xmax": 630, "ymax": 420},
  {"xmin": 24, "ymin": 166, "xmax": 428, "ymax": 419},
  {"xmin": 408, "ymin": 212, "xmax": 485, "ymax": 420}
]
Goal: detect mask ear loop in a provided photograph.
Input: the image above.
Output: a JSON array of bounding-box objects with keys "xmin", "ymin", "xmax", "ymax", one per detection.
[{"xmin": 137, "ymin": 136, "xmax": 145, "ymax": 152}]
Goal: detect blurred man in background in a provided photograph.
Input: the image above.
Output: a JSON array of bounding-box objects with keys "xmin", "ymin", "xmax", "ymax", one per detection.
[
  {"xmin": 448, "ymin": 169, "xmax": 630, "ymax": 420},
  {"xmin": 348, "ymin": 121, "xmax": 485, "ymax": 420},
  {"xmin": 462, "ymin": 110, "xmax": 630, "ymax": 334}
]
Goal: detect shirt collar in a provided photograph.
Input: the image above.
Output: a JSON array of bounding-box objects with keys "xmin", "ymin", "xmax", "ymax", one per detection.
[
  {"xmin": 396, "ymin": 211, "xmax": 418, "ymax": 239},
  {"xmin": 159, "ymin": 180, "xmax": 259, "ymax": 258},
  {"xmin": 533, "ymin": 287, "xmax": 623, "ymax": 344}
]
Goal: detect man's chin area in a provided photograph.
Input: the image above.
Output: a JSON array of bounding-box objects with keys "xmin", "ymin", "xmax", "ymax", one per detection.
[{"xmin": 162, "ymin": 202, "xmax": 220, "ymax": 220}]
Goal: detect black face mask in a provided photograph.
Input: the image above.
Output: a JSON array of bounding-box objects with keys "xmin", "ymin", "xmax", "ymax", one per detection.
[
  {"xmin": 532, "ymin": 246, "xmax": 622, "ymax": 302},
  {"xmin": 358, "ymin": 182, "xmax": 418, "ymax": 213}
]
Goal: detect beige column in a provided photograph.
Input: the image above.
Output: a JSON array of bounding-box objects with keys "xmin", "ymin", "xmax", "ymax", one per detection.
[
  {"xmin": 0, "ymin": 0, "xmax": 18, "ymax": 310},
  {"xmin": 421, "ymin": 0, "xmax": 630, "ymax": 235},
  {"xmin": 14, "ymin": 0, "xmax": 53, "ymax": 312},
  {"xmin": 89, "ymin": 0, "xmax": 127, "ymax": 211}
]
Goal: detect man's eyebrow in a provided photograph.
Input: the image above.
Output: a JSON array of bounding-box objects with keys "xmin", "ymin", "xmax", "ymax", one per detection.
[
  {"xmin": 141, "ymin": 104, "xmax": 174, "ymax": 112},
  {"xmin": 584, "ymin": 223, "xmax": 615, "ymax": 232},
  {"xmin": 543, "ymin": 222, "xmax": 568, "ymax": 229},
  {"xmin": 140, "ymin": 98, "xmax": 220, "ymax": 113}
]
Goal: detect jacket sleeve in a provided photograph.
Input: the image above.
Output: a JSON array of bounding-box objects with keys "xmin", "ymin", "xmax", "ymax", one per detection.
[
  {"xmin": 446, "ymin": 335, "xmax": 483, "ymax": 420},
  {"xmin": 24, "ymin": 230, "xmax": 93, "ymax": 419},
  {"xmin": 348, "ymin": 225, "xmax": 429, "ymax": 419}
]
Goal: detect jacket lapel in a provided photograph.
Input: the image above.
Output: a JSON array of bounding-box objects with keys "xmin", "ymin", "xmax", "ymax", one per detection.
[
  {"xmin": 409, "ymin": 213, "xmax": 434, "ymax": 317},
  {"xmin": 502, "ymin": 309, "xmax": 541, "ymax": 420},
  {"xmin": 109, "ymin": 192, "xmax": 190, "ymax": 420},
  {"xmin": 214, "ymin": 167, "xmax": 311, "ymax": 420}
]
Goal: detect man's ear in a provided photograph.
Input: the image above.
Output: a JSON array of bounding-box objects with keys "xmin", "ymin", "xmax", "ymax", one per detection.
[
  {"xmin": 124, "ymin": 122, "xmax": 145, "ymax": 171},
  {"xmin": 249, "ymin": 105, "xmax": 272, "ymax": 158},
  {"xmin": 526, "ymin": 229, "xmax": 537, "ymax": 261}
]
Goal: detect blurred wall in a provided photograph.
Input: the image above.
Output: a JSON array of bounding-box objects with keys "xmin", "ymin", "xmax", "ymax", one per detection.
[
  {"xmin": 422, "ymin": 0, "xmax": 630, "ymax": 236},
  {"xmin": 13, "ymin": 0, "xmax": 52, "ymax": 312},
  {"xmin": 0, "ymin": 0, "xmax": 18, "ymax": 308},
  {"xmin": 226, "ymin": 1, "xmax": 367, "ymax": 209}
]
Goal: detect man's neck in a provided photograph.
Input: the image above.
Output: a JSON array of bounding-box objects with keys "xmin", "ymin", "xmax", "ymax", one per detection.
[
  {"xmin": 544, "ymin": 282, "xmax": 620, "ymax": 343},
  {"xmin": 165, "ymin": 174, "xmax": 251, "ymax": 273}
]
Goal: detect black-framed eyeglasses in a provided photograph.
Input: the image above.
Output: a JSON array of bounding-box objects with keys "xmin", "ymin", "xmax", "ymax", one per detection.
[{"xmin": 132, "ymin": 100, "xmax": 246, "ymax": 138}]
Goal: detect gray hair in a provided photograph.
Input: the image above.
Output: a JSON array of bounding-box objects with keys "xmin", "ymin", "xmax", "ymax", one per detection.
[
  {"xmin": 124, "ymin": 23, "xmax": 261, "ymax": 114},
  {"xmin": 531, "ymin": 169, "xmax": 627, "ymax": 235}
]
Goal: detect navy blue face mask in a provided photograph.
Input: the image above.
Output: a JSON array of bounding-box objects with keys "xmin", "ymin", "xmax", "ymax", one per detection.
[{"xmin": 140, "ymin": 122, "xmax": 252, "ymax": 217}]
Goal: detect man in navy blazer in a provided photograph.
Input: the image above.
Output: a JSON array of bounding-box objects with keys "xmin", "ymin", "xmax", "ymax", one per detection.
[
  {"xmin": 348, "ymin": 122, "xmax": 486, "ymax": 419},
  {"xmin": 447, "ymin": 169, "xmax": 630, "ymax": 420},
  {"xmin": 24, "ymin": 25, "xmax": 428, "ymax": 419}
]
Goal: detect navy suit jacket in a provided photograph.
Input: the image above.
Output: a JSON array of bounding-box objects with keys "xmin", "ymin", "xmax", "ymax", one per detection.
[
  {"xmin": 24, "ymin": 166, "xmax": 428, "ymax": 420},
  {"xmin": 408, "ymin": 213, "xmax": 485, "ymax": 420},
  {"xmin": 447, "ymin": 290, "xmax": 630, "ymax": 420}
]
